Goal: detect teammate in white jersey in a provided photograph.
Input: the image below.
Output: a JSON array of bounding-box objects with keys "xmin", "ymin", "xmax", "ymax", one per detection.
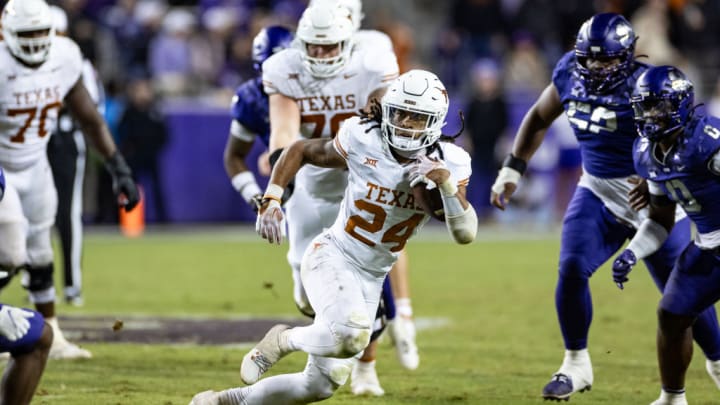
[
  {"xmin": 0, "ymin": 0, "xmax": 139, "ymax": 360},
  {"xmin": 189, "ymin": 70, "xmax": 477, "ymax": 405},
  {"xmin": 261, "ymin": 4, "xmax": 396, "ymax": 318},
  {"xmin": 324, "ymin": 0, "xmax": 423, "ymax": 383}
]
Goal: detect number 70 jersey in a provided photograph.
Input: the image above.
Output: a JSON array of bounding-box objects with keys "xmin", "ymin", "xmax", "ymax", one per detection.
[
  {"xmin": 0, "ymin": 37, "xmax": 83, "ymax": 171},
  {"xmin": 327, "ymin": 117, "xmax": 472, "ymax": 273}
]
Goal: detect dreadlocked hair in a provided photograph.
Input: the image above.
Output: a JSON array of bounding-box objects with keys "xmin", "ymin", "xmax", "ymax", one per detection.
[{"xmin": 358, "ymin": 99, "xmax": 383, "ymax": 134}]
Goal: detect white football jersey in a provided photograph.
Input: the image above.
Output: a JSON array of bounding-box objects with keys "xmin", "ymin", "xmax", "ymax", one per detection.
[
  {"xmin": 0, "ymin": 36, "xmax": 82, "ymax": 171},
  {"xmin": 262, "ymin": 46, "xmax": 398, "ymax": 198},
  {"xmin": 328, "ymin": 117, "xmax": 472, "ymax": 272},
  {"xmin": 354, "ymin": 29, "xmax": 394, "ymax": 53}
]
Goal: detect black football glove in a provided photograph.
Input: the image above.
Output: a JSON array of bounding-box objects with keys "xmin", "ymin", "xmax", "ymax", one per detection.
[{"xmin": 105, "ymin": 151, "xmax": 140, "ymax": 211}]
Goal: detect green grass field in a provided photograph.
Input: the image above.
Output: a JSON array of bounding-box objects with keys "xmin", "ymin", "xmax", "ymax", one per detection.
[{"xmin": 2, "ymin": 226, "xmax": 719, "ymax": 404}]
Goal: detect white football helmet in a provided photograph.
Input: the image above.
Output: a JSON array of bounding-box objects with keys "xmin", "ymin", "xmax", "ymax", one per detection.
[
  {"xmin": 1, "ymin": 0, "xmax": 55, "ymax": 65},
  {"xmin": 310, "ymin": 0, "xmax": 364, "ymax": 31},
  {"xmin": 381, "ymin": 70, "xmax": 449, "ymax": 153},
  {"xmin": 296, "ymin": 3, "xmax": 354, "ymax": 78},
  {"xmin": 338, "ymin": 0, "xmax": 363, "ymax": 31}
]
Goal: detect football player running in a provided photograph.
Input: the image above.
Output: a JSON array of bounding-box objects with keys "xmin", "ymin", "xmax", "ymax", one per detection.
[
  {"xmin": 312, "ymin": 0, "xmax": 422, "ymax": 393},
  {"xmin": 490, "ymin": 13, "xmax": 720, "ymax": 401},
  {"xmin": 0, "ymin": 0, "xmax": 139, "ymax": 360},
  {"xmin": 612, "ymin": 66, "xmax": 720, "ymax": 405},
  {"xmin": 190, "ymin": 69, "xmax": 476, "ymax": 405}
]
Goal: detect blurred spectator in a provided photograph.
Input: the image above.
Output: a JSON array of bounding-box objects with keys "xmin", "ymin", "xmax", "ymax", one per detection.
[
  {"xmin": 149, "ymin": 7, "xmax": 197, "ymax": 96},
  {"xmin": 117, "ymin": 78, "xmax": 169, "ymax": 223},
  {"xmin": 103, "ymin": 0, "xmax": 168, "ymax": 81},
  {"xmin": 449, "ymin": 0, "xmax": 507, "ymax": 58},
  {"xmin": 503, "ymin": 31, "xmax": 550, "ymax": 95},
  {"xmin": 191, "ymin": 6, "xmax": 239, "ymax": 88},
  {"xmin": 631, "ymin": 0, "xmax": 682, "ymax": 66},
  {"xmin": 463, "ymin": 59, "xmax": 508, "ymax": 221}
]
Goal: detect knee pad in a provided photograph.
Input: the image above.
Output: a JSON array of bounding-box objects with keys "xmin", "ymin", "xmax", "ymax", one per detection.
[
  {"xmin": 332, "ymin": 313, "xmax": 372, "ymax": 357},
  {"xmin": 22, "ymin": 263, "xmax": 54, "ymax": 291}
]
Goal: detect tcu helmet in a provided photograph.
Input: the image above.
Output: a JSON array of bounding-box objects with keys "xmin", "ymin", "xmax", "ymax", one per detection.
[
  {"xmin": 574, "ymin": 13, "xmax": 636, "ymax": 93},
  {"xmin": 252, "ymin": 25, "xmax": 294, "ymax": 71},
  {"xmin": 295, "ymin": 3, "xmax": 354, "ymax": 78},
  {"xmin": 631, "ymin": 65, "xmax": 694, "ymax": 141},
  {"xmin": 1, "ymin": 0, "xmax": 55, "ymax": 65},
  {"xmin": 381, "ymin": 70, "xmax": 449, "ymax": 153}
]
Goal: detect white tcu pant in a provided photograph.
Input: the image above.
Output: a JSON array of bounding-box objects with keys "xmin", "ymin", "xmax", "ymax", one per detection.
[
  {"xmin": 0, "ymin": 158, "xmax": 56, "ymax": 268},
  {"xmin": 285, "ymin": 185, "xmax": 342, "ymax": 311}
]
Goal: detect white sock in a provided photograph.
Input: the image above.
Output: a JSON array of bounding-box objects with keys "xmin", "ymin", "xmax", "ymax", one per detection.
[
  {"xmin": 46, "ymin": 317, "xmax": 68, "ymax": 344},
  {"xmin": 396, "ymin": 298, "xmax": 413, "ymax": 318},
  {"xmin": 222, "ymin": 372, "xmax": 333, "ymax": 404},
  {"xmin": 706, "ymin": 359, "xmax": 720, "ymax": 388},
  {"xmin": 658, "ymin": 388, "xmax": 686, "ymax": 403},
  {"xmin": 558, "ymin": 349, "xmax": 592, "ymax": 384},
  {"xmin": 356, "ymin": 359, "xmax": 376, "ymax": 372}
]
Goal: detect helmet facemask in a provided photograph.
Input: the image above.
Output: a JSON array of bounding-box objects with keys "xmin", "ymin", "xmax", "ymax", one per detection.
[
  {"xmin": 382, "ymin": 105, "xmax": 443, "ymax": 157},
  {"xmin": 380, "ymin": 70, "xmax": 448, "ymax": 158},
  {"xmin": 631, "ymin": 66, "xmax": 695, "ymax": 142},
  {"xmin": 298, "ymin": 39, "xmax": 351, "ymax": 78},
  {"xmin": 2, "ymin": 0, "xmax": 55, "ymax": 65},
  {"xmin": 632, "ymin": 95, "xmax": 684, "ymax": 141},
  {"xmin": 574, "ymin": 13, "xmax": 636, "ymax": 94},
  {"xmin": 296, "ymin": 4, "xmax": 354, "ymax": 78}
]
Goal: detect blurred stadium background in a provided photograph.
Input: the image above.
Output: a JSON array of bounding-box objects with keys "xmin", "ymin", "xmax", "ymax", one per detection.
[
  {"xmin": 4, "ymin": 0, "xmax": 720, "ymax": 404},
  {"xmin": 30, "ymin": 0, "xmax": 720, "ymax": 227}
]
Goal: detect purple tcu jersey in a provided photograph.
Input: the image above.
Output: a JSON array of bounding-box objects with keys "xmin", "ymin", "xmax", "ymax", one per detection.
[
  {"xmin": 231, "ymin": 77, "xmax": 270, "ymax": 147},
  {"xmin": 553, "ymin": 51, "xmax": 650, "ymax": 178},
  {"xmin": 633, "ymin": 113, "xmax": 720, "ymax": 234}
]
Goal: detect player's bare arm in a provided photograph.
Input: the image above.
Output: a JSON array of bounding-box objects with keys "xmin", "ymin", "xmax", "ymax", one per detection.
[
  {"xmin": 65, "ymin": 78, "xmax": 140, "ymax": 210},
  {"xmin": 491, "ymin": 83, "xmax": 563, "ymax": 210},
  {"xmin": 268, "ymin": 138, "xmax": 347, "ymax": 190},
  {"xmin": 224, "ymin": 136, "xmax": 254, "ymax": 178},
  {"xmin": 65, "ymin": 79, "xmax": 116, "ymax": 158},
  {"xmin": 268, "ymin": 93, "xmax": 301, "ymax": 153},
  {"xmin": 512, "ymin": 83, "xmax": 564, "ymax": 161}
]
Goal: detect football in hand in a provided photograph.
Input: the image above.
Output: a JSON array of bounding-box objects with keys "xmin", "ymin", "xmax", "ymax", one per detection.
[{"xmin": 412, "ymin": 182, "xmax": 445, "ymax": 221}]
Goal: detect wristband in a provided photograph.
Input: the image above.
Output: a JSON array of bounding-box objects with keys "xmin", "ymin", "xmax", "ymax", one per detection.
[
  {"xmin": 502, "ymin": 154, "xmax": 527, "ymax": 175},
  {"xmin": 231, "ymin": 172, "xmax": 261, "ymax": 203},
  {"xmin": 263, "ymin": 183, "xmax": 285, "ymax": 203}
]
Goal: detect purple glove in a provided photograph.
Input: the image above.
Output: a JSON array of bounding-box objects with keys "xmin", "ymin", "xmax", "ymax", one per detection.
[{"xmin": 612, "ymin": 249, "xmax": 637, "ymax": 290}]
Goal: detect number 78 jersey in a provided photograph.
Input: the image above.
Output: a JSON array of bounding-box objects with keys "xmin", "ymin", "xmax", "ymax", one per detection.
[
  {"xmin": 0, "ymin": 37, "xmax": 83, "ymax": 171},
  {"xmin": 262, "ymin": 47, "xmax": 398, "ymax": 199},
  {"xmin": 327, "ymin": 117, "xmax": 472, "ymax": 273}
]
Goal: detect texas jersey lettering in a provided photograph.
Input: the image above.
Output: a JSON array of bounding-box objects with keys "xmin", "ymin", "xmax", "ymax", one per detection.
[
  {"xmin": 262, "ymin": 46, "xmax": 398, "ymax": 198},
  {"xmin": 0, "ymin": 36, "xmax": 82, "ymax": 170},
  {"xmin": 329, "ymin": 116, "xmax": 471, "ymax": 272}
]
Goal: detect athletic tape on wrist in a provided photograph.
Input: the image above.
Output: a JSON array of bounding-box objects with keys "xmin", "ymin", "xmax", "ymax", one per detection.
[
  {"xmin": 231, "ymin": 172, "xmax": 261, "ymax": 203},
  {"xmin": 491, "ymin": 167, "xmax": 521, "ymax": 195},
  {"xmin": 438, "ymin": 180, "xmax": 458, "ymax": 197},
  {"xmin": 263, "ymin": 183, "xmax": 285, "ymax": 202}
]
